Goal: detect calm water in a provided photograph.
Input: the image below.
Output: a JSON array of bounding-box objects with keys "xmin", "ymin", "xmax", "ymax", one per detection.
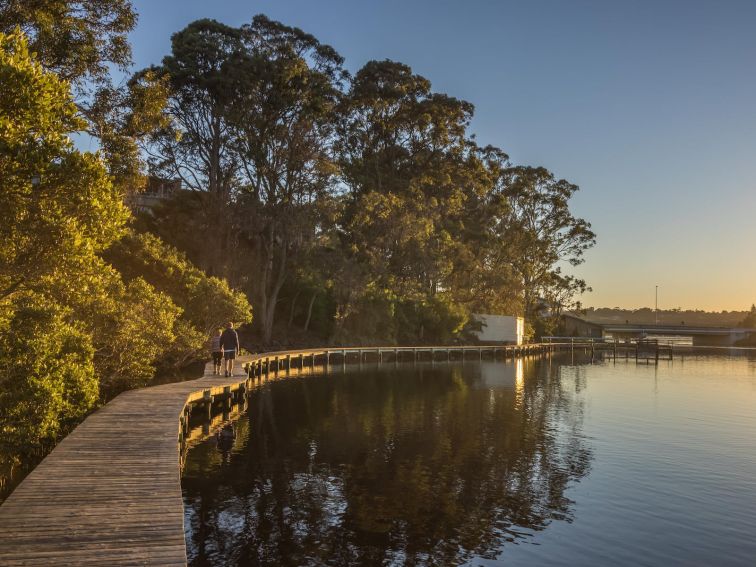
[{"xmin": 182, "ymin": 354, "xmax": 756, "ymax": 566}]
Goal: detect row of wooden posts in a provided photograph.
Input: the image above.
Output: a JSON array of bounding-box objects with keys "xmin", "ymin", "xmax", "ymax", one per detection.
[
  {"xmin": 179, "ymin": 383, "xmax": 248, "ymax": 467},
  {"xmin": 174, "ymin": 340, "xmax": 680, "ymax": 463},
  {"xmin": 551, "ymin": 338, "xmax": 677, "ymax": 364},
  {"xmin": 244, "ymin": 344, "xmax": 549, "ymax": 378},
  {"xmin": 175, "ymin": 344, "xmax": 553, "ymax": 464}
]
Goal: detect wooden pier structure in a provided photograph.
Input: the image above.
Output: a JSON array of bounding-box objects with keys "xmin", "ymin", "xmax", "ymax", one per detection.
[{"xmin": 0, "ymin": 341, "xmax": 747, "ymax": 565}]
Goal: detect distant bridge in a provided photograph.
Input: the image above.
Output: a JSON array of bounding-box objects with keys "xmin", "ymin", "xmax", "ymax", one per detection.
[{"xmin": 563, "ymin": 314, "xmax": 756, "ymax": 346}]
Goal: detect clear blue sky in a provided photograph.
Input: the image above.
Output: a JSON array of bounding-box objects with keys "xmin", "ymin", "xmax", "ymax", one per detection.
[{"xmin": 129, "ymin": 0, "xmax": 756, "ymax": 311}]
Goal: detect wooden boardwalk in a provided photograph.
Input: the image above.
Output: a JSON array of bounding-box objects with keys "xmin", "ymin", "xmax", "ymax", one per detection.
[
  {"xmin": 0, "ymin": 345, "xmax": 550, "ymax": 566},
  {"xmin": 0, "ymin": 356, "xmax": 258, "ymax": 566}
]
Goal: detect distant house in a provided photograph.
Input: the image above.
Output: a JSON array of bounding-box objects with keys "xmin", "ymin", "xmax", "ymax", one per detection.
[
  {"xmin": 125, "ymin": 176, "xmax": 182, "ymax": 215},
  {"xmin": 472, "ymin": 314, "xmax": 525, "ymax": 345}
]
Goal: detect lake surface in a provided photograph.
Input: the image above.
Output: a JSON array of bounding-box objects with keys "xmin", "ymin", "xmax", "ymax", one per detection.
[{"xmin": 182, "ymin": 354, "xmax": 756, "ymax": 566}]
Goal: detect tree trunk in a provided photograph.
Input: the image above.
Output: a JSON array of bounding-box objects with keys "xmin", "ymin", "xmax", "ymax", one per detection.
[
  {"xmin": 287, "ymin": 290, "xmax": 301, "ymax": 331},
  {"xmin": 303, "ymin": 291, "xmax": 317, "ymax": 332},
  {"xmin": 261, "ymin": 232, "xmax": 288, "ymax": 344},
  {"xmin": 258, "ymin": 237, "xmax": 272, "ymax": 344}
]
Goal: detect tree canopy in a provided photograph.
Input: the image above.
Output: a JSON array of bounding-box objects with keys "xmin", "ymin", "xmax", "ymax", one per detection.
[
  {"xmin": 0, "ymin": 0, "xmax": 169, "ymax": 191},
  {"xmin": 140, "ymin": 17, "xmax": 594, "ymax": 347},
  {"xmin": 0, "ymin": 0, "xmax": 136, "ymax": 86},
  {"xmin": 0, "ymin": 28, "xmax": 251, "ymax": 482}
]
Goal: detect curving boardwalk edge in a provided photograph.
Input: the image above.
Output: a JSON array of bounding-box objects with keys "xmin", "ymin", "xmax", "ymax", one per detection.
[
  {"xmin": 0, "ymin": 345, "xmax": 551, "ymax": 566},
  {"xmin": 0, "ymin": 355, "xmax": 260, "ymax": 567}
]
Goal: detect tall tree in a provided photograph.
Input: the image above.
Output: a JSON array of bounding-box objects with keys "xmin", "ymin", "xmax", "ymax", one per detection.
[
  {"xmin": 492, "ymin": 166, "xmax": 595, "ymax": 319},
  {"xmin": 144, "ymin": 16, "xmax": 345, "ymax": 343},
  {"xmin": 226, "ymin": 15, "xmax": 345, "ymax": 344},
  {"xmin": 137, "ymin": 16, "xmax": 596, "ymax": 346},
  {"xmin": 138, "ymin": 19, "xmax": 244, "ymax": 277},
  {"xmin": 334, "ymin": 60, "xmax": 490, "ymax": 340},
  {"xmin": 144, "ymin": 19, "xmax": 243, "ymax": 198}
]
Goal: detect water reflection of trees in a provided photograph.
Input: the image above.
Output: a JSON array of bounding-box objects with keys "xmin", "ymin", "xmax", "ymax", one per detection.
[{"xmin": 183, "ymin": 357, "xmax": 593, "ymax": 566}]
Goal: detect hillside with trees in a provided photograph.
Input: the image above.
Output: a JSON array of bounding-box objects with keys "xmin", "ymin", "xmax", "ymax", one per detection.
[{"xmin": 583, "ymin": 307, "xmax": 753, "ymax": 327}]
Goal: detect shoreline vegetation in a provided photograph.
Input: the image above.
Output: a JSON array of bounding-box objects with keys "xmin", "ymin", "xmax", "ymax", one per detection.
[
  {"xmin": 0, "ymin": 2, "xmax": 751, "ymax": 500},
  {"xmin": 0, "ymin": 2, "xmax": 593, "ymax": 490}
]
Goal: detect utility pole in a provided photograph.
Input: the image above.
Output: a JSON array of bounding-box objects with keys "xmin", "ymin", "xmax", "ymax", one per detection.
[{"xmin": 655, "ymin": 285, "xmax": 659, "ymax": 325}]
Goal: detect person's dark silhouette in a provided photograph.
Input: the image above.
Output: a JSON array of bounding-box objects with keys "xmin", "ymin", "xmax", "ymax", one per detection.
[{"xmin": 216, "ymin": 423, "xmax": 236, "ymax": 462}]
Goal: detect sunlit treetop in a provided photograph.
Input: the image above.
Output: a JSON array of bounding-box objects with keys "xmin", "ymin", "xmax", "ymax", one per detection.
[
  {"xmin": 0, "ymin": 0, "xmax": 137, "ymax": 87},
  {"xmin": 0, "ymin": 28, "xmax": 129, "ymax": 300}
]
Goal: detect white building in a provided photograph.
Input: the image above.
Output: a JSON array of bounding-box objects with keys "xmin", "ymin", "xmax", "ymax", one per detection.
[{"xmin": 472, "ymin": 314, "xmax": 525, "ymax": 345}]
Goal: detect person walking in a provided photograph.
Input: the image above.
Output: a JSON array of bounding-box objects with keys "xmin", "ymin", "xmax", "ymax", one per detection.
[
  {"xmin": 209, "ymin": 328, "xmax": 223, "ymax": 375},
  {"xmin": 220, "ymin": 322, "xmax": 240, "ymax": 377}
]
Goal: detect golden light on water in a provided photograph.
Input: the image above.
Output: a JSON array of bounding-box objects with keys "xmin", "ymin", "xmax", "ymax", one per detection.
[
  {"xmin": 514, "ymin": 358, "xmax": 525, "ymax": 409},
  {"xmin": 515, "ymin": 359, "xmax": 525, "ymax": 390}
]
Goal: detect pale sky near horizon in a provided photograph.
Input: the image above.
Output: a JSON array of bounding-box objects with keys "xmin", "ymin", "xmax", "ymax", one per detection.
[{"xmin": 127, "ymin": 0, "xmax": 756, "ymax": 311}]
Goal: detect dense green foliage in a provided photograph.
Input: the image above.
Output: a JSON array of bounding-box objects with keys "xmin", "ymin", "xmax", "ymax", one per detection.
[
  {"xmin": 0, "ymin": 294, "xmax": 97, "ymax": 465},
  {"xmin": 0, "ymin": 28, "xmax": 120, "ymax": 465},
  {"xmin": 141, "ymin": 17, "xmax": 594, "ymax": 346},
  {"xmin": 0, "ymin": 29, "xmax": 251, "ymax": 480},
  {"xmin": 105, "ymin": 231, "xmax": 253, "ymax": 367},
  {"xmin": 0, "ymin": 0, "xmax": 168, "ymax": 190}
]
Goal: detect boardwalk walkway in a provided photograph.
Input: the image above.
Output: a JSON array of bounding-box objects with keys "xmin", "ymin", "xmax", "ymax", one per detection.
[
  {"xmin": 0, "ymin": 356, "xmax": 255, "ymax": 566},
  {"xmin": 0, "ymin": 345, "xmax": 548, "ymax": 566}
]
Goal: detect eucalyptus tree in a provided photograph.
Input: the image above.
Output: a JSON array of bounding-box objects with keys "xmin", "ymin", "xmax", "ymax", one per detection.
[
  {"xmin": 336, "ymin": 62, "xmax": 594, "ymax": 340},
  {"xmin": 334, "ymin": 60, "xmax": 491, "ymax": 340},
  {"xmin": 143, "ymin": 19, "xmax": 243, "ymax": 198},
  {"xmin": 491, "ymin": 166, "xmax": 595, "ymax": 320},
  {"xmin": 217, "ymin": 16, "xmax": 345, "ymax": 343},
  {"xmin": 136, "ymin": 19, "xmax": 245, "ymax": 277},
  {"xmin": 141, "ymin": 17, "xmax": 345, "ymax": 343},
  {"xmin": 446, "ymin": 144, "xmax": 524, "ymax": 317}
]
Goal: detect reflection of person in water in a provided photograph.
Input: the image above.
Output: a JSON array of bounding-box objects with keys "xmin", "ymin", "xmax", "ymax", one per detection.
[{"xmin": 216, "ymin": 423, "xmax": 236, "ymax": 462}]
